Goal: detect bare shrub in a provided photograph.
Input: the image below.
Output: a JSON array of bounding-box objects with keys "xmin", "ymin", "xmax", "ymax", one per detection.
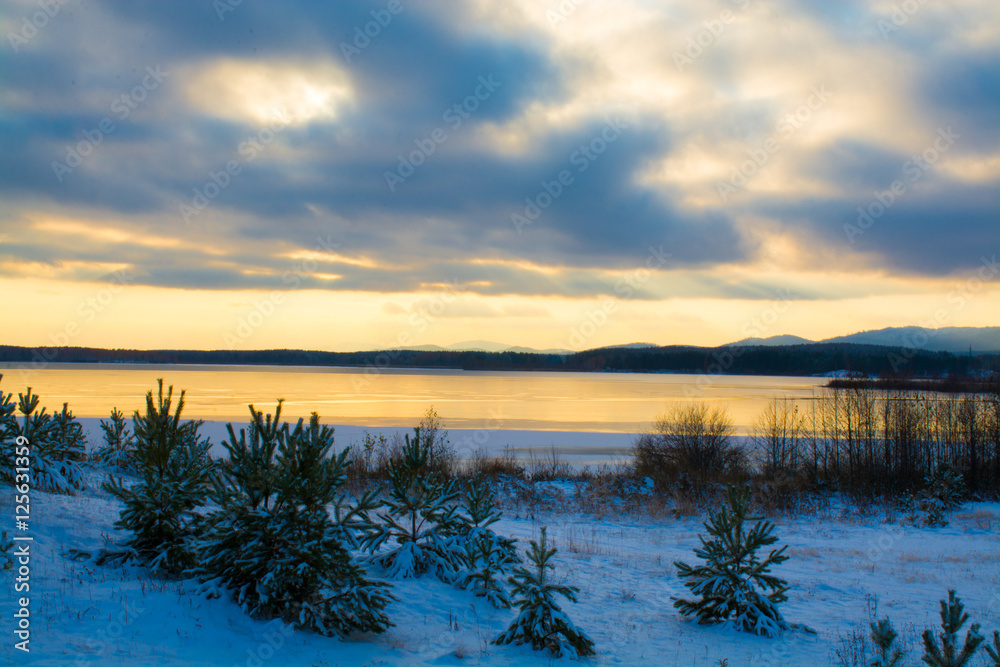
[
  {"xmin": 633, "ymin": 403, "xmax": 745, "ymax": 494},
  {"xmin": 526, "ymin": 446, "xmax": 572, "ymax": 481},
  {"xmin": 464, "ymin": 445, "xmax": 525, "ymax": 480},
  {"xmin": 420, "ymin": 405, "xmax": 458, "ymax": 478},
  {"xmin": 751, "ymin": 398, "xmax": 803, "ymax": 477}
]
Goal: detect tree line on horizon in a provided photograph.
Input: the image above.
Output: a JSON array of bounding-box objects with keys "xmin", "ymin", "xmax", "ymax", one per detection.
[{"xmin": 1, "ymin": 343, "xmax": 996, "ymax": 378}]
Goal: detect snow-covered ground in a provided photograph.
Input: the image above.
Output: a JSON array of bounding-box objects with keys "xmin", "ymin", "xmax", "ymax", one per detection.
[{"xmin": 2, "ymin": 433, "xmax": 998, "ymax": 666}]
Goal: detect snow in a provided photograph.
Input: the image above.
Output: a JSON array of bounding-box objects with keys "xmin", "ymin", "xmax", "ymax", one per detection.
[{"xmin": 2, "ymin": 428, "xmax": 998, "ymax": 666}]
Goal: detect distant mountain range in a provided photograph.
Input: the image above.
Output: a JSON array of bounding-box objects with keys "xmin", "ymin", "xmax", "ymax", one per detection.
[
  {"xmin": 725, "ymin": 326, "xmax": 999, "ymax": 354},
  {"xmin": 397, "ymin": 340, "xmax": 572, "ymax": 355},
  {"xmin": 726, "ymin": 334, "xmax": 814, "ymax": 347},
  {"xmin": 418, "ymin": 327, "xmax": 998, "ymax": 356}
]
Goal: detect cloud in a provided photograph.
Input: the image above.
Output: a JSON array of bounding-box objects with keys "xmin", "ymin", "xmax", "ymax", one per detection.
[{"xmin": 0, "ymin": 0, "xmax": 996, "ymax": 307}]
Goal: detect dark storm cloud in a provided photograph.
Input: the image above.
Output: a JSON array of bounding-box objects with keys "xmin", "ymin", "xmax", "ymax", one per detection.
[
  {"xmin": 918, "ymin": 53, "xmax": 1000, "ymax": 146},
  {"xmin": 1, "ymin": 0, "xmax": 997, "ymax": 298}
]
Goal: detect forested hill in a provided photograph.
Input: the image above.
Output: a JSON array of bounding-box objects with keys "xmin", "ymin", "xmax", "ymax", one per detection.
[{"xmin": 1, "ymin": 343, "xmax": 996, "ymax": 378}]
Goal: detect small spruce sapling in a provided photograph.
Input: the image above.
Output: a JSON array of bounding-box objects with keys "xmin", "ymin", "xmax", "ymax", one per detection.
[
  {"xmin": 96, "ymin": 408, "xmax": 136, "ymax": 470},
  {"xmin": 0, "ymin": 375, "xmax": 18, "ymax": 480},
  {"xmin": 197, "ymin": 403, "xmax": 393, "ymax": 635},
  {"xmin": 10, "ymin": 388, "xmax": 85, "ymax": 493},
  {"xmin": 673, "ymin": 483, "xmax": 811, "ymax": 637},
  {"xmin": 365, "ymin": 427, "xmax": 467, "ymax": 581},
  {"xmin": 102, "ymin": 380, "xmax": 213, "ymax": 574},
  {"xmin": 493, "ymin": 527, "xmax": 595, "ymax": 658},
  {"xmin": 870, "ymin": 616, "xmax": 904, "ymax": 667},
  {"xmin": 15, "ymin": 388, "xmax": 50, "ymax": 448},
  {"xmin": 983, "ymin": 631, "xmax": 1000, "ymax": 666},
  {"xmin": 913, "ymin": 465, "xmax": 966, "ymax": 527},
  {"xmin": 50, "ymin": 402, "xmax": 86, "ymax": 461},
  {"xmin": 1, "ymin": 531, "xmax": 13, "ymax": 570},
  {"xmin": 458, "ymin": 474, "xmax": 519, "ymax": 608},
  {"xmin": 921, "ymin": 590, "xmax": 984, "ymax": 667},
  {"xmin": 493, "ymin": 527, "xmax": 594, "ymax": 657}
]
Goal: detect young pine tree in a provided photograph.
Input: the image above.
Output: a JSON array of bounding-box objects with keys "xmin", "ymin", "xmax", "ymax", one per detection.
[
  {"xmin": 11, "ymin": 389, "xmax": 85, "ymax": 493},
  {"xmin": 102, "ymin": 380, "xmax": 213, "ymax": 574},
  {"xmin": 492, "ymin": 527, "xmax": 595, "ymax": 658},
  {"xmin": 984, "ymin": 631, "xmax": 1000, "ymax": 666},
  {"xmin": 914, "ymin": 465, "xmax": 967, "ymax": 527},
  {"xmin": 197, "ymin": 403, "xmax": 393, "ymax": 636},
  {"xmin": 365, "ymin": 427, "xmax": 467, "ymax": 581},
  {"xmin": 458, "ymin": 474, "xmax": 519, "ymax": 608},
  {"xmin": 673, "ymin": 484, "xmax": 809, "ymax": 637},
  {"xmin": 96, "ymin": 407, "xmax": 136, "ymax": 470},
  {"xmin": 0, "ymin": 375, "xmax": 19, "ymax": 481},
  {"xmin": 50, "ymin": 402, "xmax": 86, "ymax": 460},
  {"xmin": 1, "ymin": 530, "xmax": 13, "ymax": 570},
  {"xmin": 921, "ymin": 590, "xmax": 984, "ymax": 667},
  {"xmin": 870, "ymin": 616, "xmax": 904, "ymax": 667}
]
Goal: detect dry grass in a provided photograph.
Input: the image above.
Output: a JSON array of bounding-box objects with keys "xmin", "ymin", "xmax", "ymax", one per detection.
[
  {"xmin": 561, "ymin": 526, "xmax": 607, "ymax": 556},
  {"xmin": 900, "ymin": 570, "xmax": 936, "ymax": 584},
  {"xmin": 788, "ymin": 547, "xmax": 821, "ymax": 558},
  {"xmin": 953, "ymin": 508, "xmax": 997, "ymax": 531},
  {"xmin": 900, "ymin": 550, "xmax": 997, "ymax": 565}
]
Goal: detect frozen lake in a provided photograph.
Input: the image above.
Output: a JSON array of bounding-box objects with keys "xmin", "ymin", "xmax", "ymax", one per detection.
[{"xmin": 0, "ymin": 363, "xmax": 830, "ymax": 431}]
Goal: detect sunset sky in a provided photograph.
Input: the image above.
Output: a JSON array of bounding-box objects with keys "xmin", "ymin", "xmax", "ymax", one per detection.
[{"xmin": 1, "ymin": 0, "xmax": 997, "ymax": 352}]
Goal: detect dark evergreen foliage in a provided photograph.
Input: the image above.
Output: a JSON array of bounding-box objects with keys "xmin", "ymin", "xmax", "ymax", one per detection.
[
  {"xmin": 673, "ymin": 484, "xmax": 804, "ymax": 637},
  {"xmin": 1, "ymin": 530, "xmax": 13, "ymax": 570},
  {"xmin": 365, "ymin": 427, "xmax": 467, "ymax": 581},
  {"xmin": 1, "ymin": 342, "xmax": 991, "ymax": 380},
  {"xmin": 984, "ymin": 630, "xmax": 1000, "ymax": 666},
  {"xmin": 870, "ymin": 616, "xmax": 904, "ymax": 667},
  {"xmin": 493, "ymin": 527, "xmax": 595, "ymax": 658},
  {"xmin": 0, "ymin": 375, "xmax": 18, "ymax": 481},
  {"xmin": 457, "ymin": 474, "xmax": 519, "ymax": 608},
  {"xmin": 50, "ymin": 402, "xmax": 86, "ymax": 460},
  {"xmin": 0, "ymin": 383, "xmax": 85, "ymax": 493},
  {"xmin": 921, "ymin": 590, "xmax": 984, "ymax": 667},
  {"xmin": 96, "ymin": 407, "xmax": 136, "ymax": 470},
  {"xmin": 101, "ymin": 380, "xmax": 213, "ymax": 574},
  {"xmin": 913, "ymin": 465, "xmax": 967, "ymax": 527},
  {"xmin": 197, "ymin": 402, "xmax": 393, "ymax": 636}
]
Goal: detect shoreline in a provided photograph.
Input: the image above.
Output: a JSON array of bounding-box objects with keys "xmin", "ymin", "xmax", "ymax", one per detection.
[{"xmin": 78, "ymin": 417, "xmax": 642, "ymax": 467}]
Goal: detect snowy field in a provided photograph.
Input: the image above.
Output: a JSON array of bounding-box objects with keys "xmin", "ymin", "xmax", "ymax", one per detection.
[{"xmin": 2, "ymin": 429, "xmax": 998, "ymax": 667}]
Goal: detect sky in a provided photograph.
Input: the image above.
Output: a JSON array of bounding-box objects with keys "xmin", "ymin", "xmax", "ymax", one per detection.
[{"xmin": 0, "ymin": 0, "xmax": 997, "ymax": 353}]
